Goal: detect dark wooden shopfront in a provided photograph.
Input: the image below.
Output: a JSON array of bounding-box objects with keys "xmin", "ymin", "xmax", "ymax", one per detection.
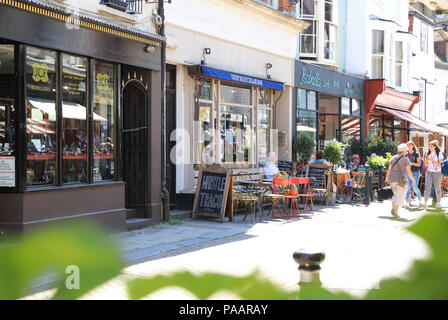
[{"xmin": 0, "ymin": 0, "xmax": 163, "ymax": 236}]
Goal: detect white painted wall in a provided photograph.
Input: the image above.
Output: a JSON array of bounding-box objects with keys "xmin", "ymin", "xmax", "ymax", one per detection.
[
  {"xmin": 433, "ymin": 66, "xmax": 448, "ymax": 124},
  {"xmin": 163, "ymin": 0, "xmax": 303, "ymax": 193}
]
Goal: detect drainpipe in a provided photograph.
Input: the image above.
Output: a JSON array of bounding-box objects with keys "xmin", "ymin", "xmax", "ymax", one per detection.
[{"xmin": 159, "ymin": 0, "xmax": 169, "ymax": 222}]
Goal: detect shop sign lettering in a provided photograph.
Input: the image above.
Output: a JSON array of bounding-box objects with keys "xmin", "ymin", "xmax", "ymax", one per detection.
[
  {"xmin": 96, "ymin": 73, "xmax": 110, "ymax": 93},
  {"xmin": 296, "ymin": 61, "xmax": 365, "ymax": 99}
]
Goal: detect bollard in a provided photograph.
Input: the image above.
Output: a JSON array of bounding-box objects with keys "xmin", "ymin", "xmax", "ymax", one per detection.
[
  {"xmin": 293, "ymin": 249, "xmax": 325, "ymax": 285},
  {"xmin": 161, "ymin": 187, "xmax": 170, "ymax": 222}
]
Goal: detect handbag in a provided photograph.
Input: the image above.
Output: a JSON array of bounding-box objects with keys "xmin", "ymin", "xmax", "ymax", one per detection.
[{"xmin": 391, "ymin": 156, "xmax": 407, "ymax": 188}]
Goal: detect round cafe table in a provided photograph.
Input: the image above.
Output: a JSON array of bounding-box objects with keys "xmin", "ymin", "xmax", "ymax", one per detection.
[{"xmin": 334, "ymin": 168, "xmax": 350, "ymax": 200}]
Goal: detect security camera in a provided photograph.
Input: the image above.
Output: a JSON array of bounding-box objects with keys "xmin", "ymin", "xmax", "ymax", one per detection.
[{"xmin": 144, "ymin": 45, "xmax": 156, "ymax": 54}]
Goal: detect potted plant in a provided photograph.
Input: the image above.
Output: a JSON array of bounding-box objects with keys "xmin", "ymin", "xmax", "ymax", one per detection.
[
  {"xmin": 323, "ymin": 139, "xmax": 346, "ymax": 169},
  {"xmin": 323, "ymin": 139, "xmax": 346, "ymax": 205},
  {"xmin": 294, "ymin": 132, "xmax": 316, "ymax": 172}
]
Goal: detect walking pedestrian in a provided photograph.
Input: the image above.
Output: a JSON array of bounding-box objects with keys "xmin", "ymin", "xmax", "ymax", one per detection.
[
  {"xmin": 385, "ymin": 144, "xmax": 415, "ymax": 218},
  {"xmin": 423, "ymin": 140, "xmax": 445, "ymax": 208},
  {"xmin": 404, "ymin": 141, "xmax": 423, "ymax": 208}
]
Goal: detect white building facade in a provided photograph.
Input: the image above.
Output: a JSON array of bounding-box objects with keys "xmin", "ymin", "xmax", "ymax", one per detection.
[{"xmin": 163, "ymin": 0, "xmax": 307, "ymax": 203}]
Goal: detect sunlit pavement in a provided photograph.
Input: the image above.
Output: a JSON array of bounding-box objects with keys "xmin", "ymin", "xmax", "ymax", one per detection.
[{"xmin": 24, "ymin": 197, "xmax": 448, "ymax": 300}]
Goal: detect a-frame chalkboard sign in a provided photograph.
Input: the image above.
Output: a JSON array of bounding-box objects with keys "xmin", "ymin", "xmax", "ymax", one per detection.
[{"xmin": 192, "ymin": 165, "xmax": 233, "ymax": 223}]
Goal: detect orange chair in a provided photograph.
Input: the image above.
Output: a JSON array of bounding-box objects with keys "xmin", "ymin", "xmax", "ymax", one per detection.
[
  {"xmin": 289, "ymin": 177, "xmax": 314, "ymax": 216},
  {"xmin": 266, "ymin": 177, "xmax": 298, "ymax": 218}
]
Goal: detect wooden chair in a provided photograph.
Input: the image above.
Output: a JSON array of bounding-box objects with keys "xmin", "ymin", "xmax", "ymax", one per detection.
[
  {"xmin": 233, "ymin": 173, "xmax": 259, "ymax": 223},
  {"xmin": 306, "ymin": 163, "xmax": 331, "ymax": 210},
  {"xmin": 345, "ymin": 171, "xmax": 366, "ymax": 204}
]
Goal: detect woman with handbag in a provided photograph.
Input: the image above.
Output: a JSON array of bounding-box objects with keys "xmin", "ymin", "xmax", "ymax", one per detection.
[
  {"xmin": 423, "ymin": 140, "xmax": 445, "ymax": 208},
  {"xmin": 404, "ymin": 141, "xmax": 423, "ymax": 208},
  {"xmin": 385, "ymin": 144, "xmax": 415, "ymax": 218}
]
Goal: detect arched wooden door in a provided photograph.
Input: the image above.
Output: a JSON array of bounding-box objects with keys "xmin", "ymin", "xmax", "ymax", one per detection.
[{"xmin": 122, "ymin": 81, "xmax": 148, "ymax": 211}]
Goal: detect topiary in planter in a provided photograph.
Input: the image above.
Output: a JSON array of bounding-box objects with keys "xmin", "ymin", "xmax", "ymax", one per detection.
[
  {"xmin": 323, "ymin": 139, "xmax": 346, "ymax": 167},
  {"xmin": 294, "ymin": 132, "xmax": 316, "ymax": 164}
]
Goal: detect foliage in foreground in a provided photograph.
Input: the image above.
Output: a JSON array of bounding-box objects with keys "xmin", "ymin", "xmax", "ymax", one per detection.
[{"xmin": 0, "ymin": 214, "xmax": 447, "ymax": 300}]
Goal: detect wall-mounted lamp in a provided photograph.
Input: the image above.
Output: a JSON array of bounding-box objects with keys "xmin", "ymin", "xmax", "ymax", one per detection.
[
  {"xmin": 144, "ymin": 45, "xmax": 156, "ymax": 54},
  {"xmin": 201, "ymin": 48, "xmax": 211, "ymax": 66},
  {"xmin": 266, "ymin": 63, "xmax": 273, "ymax": 79}
]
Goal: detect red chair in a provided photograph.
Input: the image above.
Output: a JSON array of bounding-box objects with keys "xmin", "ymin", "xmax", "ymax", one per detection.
[
  {"xmin": 272, "ymin": 177, "xmax": 301, "ymax": 218},
  {"xmin": 289, "ymin": 177, "xmax": 314, "ymax": 216}
]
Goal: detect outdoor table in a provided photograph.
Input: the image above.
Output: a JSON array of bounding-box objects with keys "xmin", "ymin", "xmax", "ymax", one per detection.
[
  {"xmin": 334, "ymin": 169, "xmax": 350, "ymax": 201},
  {"xmin": 236, "ymin": 179, "xmax": 273, "ymax": 219}
]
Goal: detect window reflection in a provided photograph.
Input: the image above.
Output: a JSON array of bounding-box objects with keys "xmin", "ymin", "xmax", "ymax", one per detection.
[
  {"xmin": 220, "ymin": 105, "xmax": 252, "ymax": 164},
  {"xmin": 26, "ymin": 46, "xmax": 57, "ymax": 186},
  {"xmin": 258, "ymin": 109, "xmax": 270, "ymax": 164},
  {"xmin": 62, "ymin": 54, "xmax": 88, "ymax": 184},
  {"xmin": 93, "ymin": 60, "xmax": 115, "ymax": 182}
]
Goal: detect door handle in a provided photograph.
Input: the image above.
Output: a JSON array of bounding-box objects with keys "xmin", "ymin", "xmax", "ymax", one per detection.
[{"xmin": 122, "ymin": 126, "xmax": 147, "ymax": 133}]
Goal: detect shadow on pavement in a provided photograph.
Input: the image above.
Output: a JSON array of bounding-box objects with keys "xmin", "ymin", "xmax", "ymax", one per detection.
[{"xmin": 377, "ymin": 216, "xmax": 416, "ymax": 223}]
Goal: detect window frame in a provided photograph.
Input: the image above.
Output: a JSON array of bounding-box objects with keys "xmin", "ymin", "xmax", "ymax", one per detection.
[
  {"xmin": 23, "ymin": 45, "xmax": 119, "ymax": 190},
  {"xmin": 372, "ymin": 29, "xmax": 385, "ymax": 79}
]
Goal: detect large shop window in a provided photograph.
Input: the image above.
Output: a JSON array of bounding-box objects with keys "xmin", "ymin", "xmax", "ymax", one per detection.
[
  {"xmin": 296, "ymin": 89, "xmax": 317, "ymax": 141},
  {"xmin": 25, "ymin": 46, "xmax": 117, "ymax": 187},
  {"xmin": 26, "ymin": 46, "xmax": 57, "ymax": 186},
  {"xmin": 219, "ymin": 85, "xmax": 253, "ymax": 164},
  {"xmin": 194, "ymin": 79, "xmax": 272, "ymax": 167},
  {"xmin": 62, "ymin": 54, "xmax": 88, "ymax": 184},
  {"xmin": 93, "ymin": 60, "xmax": 115, "ymax": 182},
  {"xmin": 257, "ymin": 88, "xmax": 272, "ymax": 164},
  {"xmin": 0, "ymin": 44, "xmax": 16, "ymax": 188}
]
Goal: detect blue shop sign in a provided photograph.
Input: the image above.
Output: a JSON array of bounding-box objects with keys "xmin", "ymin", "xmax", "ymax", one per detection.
[
  {"xmin": 201, "ymin": 66, "xmax": 285, "ymax": 91},
  {"xmin": 295, "ymin": 60, "xmax": 365, "ymax": 100}
]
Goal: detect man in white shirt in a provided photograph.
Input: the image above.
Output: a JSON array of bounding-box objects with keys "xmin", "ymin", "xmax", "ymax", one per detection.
[{"xmin": 264, "ymin": 152, "xmax": 280, "ymax": 181}]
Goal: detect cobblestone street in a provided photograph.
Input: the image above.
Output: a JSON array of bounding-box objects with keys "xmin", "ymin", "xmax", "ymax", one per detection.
[{"xmin": 24, "ymin": 198, "xmax": 443, "ymax": 300}]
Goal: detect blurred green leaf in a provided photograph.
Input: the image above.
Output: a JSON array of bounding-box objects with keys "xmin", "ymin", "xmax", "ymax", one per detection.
[
  {"xmin": 365, "ymin": 214, "xmax": 448, "ymax": 300},
  {"xmin": 0, "ymin": 222, "xmax": 124, "ymax": 300},
  {"xmin": 128, "ymin": 270, "xmax": 299, "ymax": 300},
  {"xmin": 128, "ymin": 270, "xmax": 354, "ymax": 300}
]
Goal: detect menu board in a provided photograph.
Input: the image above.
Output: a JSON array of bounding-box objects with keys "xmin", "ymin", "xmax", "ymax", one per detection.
[
  {"xmin": 0, "ymin": 156, "xmax": 15, "ymax": 187},
  {"xmin": 308, "ymin": 166, "xmax": 327, "ymax": 190},
  {"xmin": 193, "ymin": 165, "xmax": 233, "ymax": 222},
  {"xmin": 277, "ymin": 160, "xmax": 293, "ymax": 173}
]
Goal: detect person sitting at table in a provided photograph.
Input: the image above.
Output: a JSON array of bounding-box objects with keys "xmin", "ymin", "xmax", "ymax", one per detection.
[
  {"xmin": 264, "ymin": 152, "xmax": 279, "ymax": 181},
  {"xmin": 347, "ymin": 154, "xmax": 361, "ymax": 172},
  {"xmin": 311, "ymin": 151, "xmax": 330, "ymax": 166}
]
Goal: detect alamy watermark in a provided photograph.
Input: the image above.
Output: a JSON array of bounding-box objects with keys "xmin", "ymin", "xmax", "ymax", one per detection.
[
  {"xmin": 65, "ymin": 265, "xmax": 80, "ymax": 290},
  {"xmin": 169, "ymin": 122, "xmax": 280, "ymax": 166}
]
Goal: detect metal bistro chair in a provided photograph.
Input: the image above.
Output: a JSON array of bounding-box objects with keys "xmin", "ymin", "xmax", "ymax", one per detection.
[
  {"xmin": 344, "ymin": 171, "xmax": 366, "ymax": 204},
  {"xmin": 233, "ymin": 172, "xmax": 259, "ymax": 223},
  {"xmin": 263, "ymin": 173, "xmax": 288, "ymax": 219},
  {"xmin": 289, "ymin": 177, "xmax": 314, "ymax": 216}
]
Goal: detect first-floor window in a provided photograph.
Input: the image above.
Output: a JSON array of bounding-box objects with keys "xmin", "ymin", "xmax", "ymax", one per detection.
[
  {"xmin": 372, "ymin": 30, "xmax": 384, "ymax": 79},
  {"xmin": 445, "ymin": 86, "xmax": 448, "ymax": 110},
  {"xmin": 395, "ymin": 41, "xmax": 403, "ymax": 87}
]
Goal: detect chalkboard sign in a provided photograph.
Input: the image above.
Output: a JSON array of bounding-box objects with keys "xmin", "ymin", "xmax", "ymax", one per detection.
[
  {"xmin": 307, "ymin": 165, "xmax": 328, "ymax": 190},
  {"xmin": 277, "ymin": 160, "xmax": 293, "ymax": 173},
  {"xmin": 193, "ymin": 165, "xmax": 233, "ymax": 222}
]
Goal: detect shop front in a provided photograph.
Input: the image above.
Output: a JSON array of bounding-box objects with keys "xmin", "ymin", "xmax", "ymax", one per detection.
[
  {"xmin": 187, "ymin": 65, "xmax": 285, "ymax": 169},
  {"xmin": 0, "ymin": 0, "xmax": 163, "ymax": 236},
  {"xmin": 293, "ymin": 60, "xmax": 366, "ymax": 156},
  {"xmin": 365, "ymin": 79, "xmax": 448, "ymax": 151}
]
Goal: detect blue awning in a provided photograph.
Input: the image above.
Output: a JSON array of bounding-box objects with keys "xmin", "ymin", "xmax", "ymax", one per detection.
[{"xmin": 201, "ymin": 66, "xmax": 285, "ymax": 91}]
